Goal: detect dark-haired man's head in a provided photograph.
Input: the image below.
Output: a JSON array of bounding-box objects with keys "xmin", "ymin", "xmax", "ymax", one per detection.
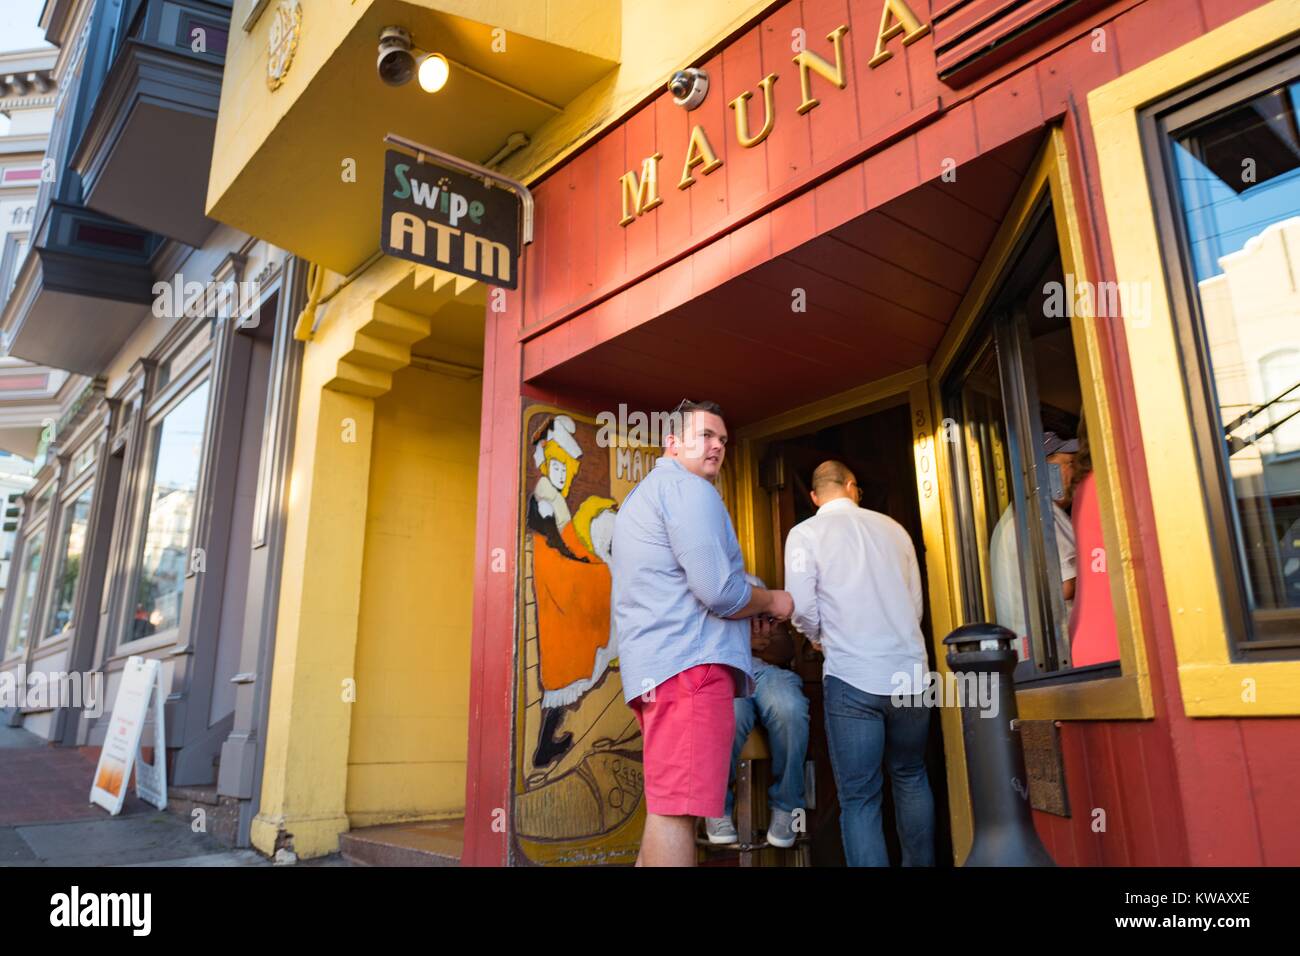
[
  {"xmin": 665, "ymin": 399, "xmax": 728, "ymax": 480},
  {"xmin": 810, "ymin": 459, "xmax": 860, "ymax": 508}
]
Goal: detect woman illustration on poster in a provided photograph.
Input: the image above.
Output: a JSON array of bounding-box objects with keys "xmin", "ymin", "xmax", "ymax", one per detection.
[{"xmin": 525, "ymin": 415, "xmax": 620, "ymax": 767}]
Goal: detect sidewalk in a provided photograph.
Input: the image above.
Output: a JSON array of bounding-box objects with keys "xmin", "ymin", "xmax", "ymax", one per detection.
[{"xmin": 0, "ymin": 725, "xmax": 304, "ymax": 867}]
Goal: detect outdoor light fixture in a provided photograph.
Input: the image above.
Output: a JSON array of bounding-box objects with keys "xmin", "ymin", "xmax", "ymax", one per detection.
[
  {"xmin": 668, "ymin": 67, "xmax": 709, "ymax": 109},
  {"xmin": 377, "ymin": 26, "xmax": 417, "ymax": 86},
  {"xmin": 378, "ymin": 26, "xmax": 452, "ymax": 93},
  {"xmin": 418, "ymin": 52, "xmax": 450, "ymax": 93}
]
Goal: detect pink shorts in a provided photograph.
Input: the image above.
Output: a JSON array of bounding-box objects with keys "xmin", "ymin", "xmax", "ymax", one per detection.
[{"xmin": 630, "ymin": 663, "xmax": 736, "ymax": 818}]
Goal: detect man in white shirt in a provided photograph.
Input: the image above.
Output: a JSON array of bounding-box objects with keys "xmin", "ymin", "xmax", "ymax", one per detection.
[
  {"xmin": 989, "ymin": 432, "xmax": 1078, "ymax": 660},
  {"xmin": 783, "ymin": 460, "xmax": 934, "ymax": 867}
]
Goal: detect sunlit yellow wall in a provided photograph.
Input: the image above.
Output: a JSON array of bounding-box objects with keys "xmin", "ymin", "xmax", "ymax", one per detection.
[
  {"xmin": 209, "ymin": 0, "xmax": 621, "ymax": 212},
  {"xmin": 209, "ymin": 0, "xmax": 367, "ymax": 210},
  {"xmin": 345, "ymin": 362, "xmax": 482, "ymax": 826},
  {"xmin": 210, "ymin": 0, "xmax": 778, "ymax": 212},
  {"xmin": 505, "ymin": 0, "xmax": 781, "ymax": 183}
]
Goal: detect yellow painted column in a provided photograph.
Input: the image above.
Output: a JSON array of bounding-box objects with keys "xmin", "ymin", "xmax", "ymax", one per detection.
[{"xmin": 251, "ymin": 336, "xmax": 377, "ymax": 859}]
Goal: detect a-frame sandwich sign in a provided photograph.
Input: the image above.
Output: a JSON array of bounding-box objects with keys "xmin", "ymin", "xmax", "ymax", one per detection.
[{"xmin": 90, "ymin": 655, "xmax": 168, "ymax": 814}]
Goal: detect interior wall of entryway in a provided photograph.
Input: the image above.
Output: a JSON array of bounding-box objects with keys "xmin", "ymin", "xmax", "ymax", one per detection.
[{"xmin": 345, "ymin": 362, "xmax": 482, "ymax": 827}]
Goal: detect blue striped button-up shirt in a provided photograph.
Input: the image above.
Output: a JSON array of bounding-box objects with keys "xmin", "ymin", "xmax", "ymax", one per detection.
[{"xmin": 611, "ymin": 456, "xmax": 754, "ymax": 703}]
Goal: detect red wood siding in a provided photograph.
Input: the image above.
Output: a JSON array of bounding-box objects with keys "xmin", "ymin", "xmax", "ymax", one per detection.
[
  {"xmin": 932, "ymin": 0, "xmax": 1116, "ymax": 84},
  {"xmin": 463, "ymin": 305, "xmax": 525, "ymax": 867},
  {"xmin": 522, "ymin": 134, "xmax": 1033, "ymax": 425},
  {"xmin": 467, "ymin": 0, "xmax": 1297, "ymax": 866},
  {"xmin": 520, "ymin": 0, "xmax": 944, "ymax": 341}
]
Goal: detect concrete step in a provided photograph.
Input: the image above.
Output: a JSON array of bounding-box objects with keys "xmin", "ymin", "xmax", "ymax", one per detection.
[
  {"xmin": 339, "ymin": 819, "xmax": 464, "ymax": 867},
  {"xmin": 165, "ymin": 786, "xmax": 241, "ymax": 847},
  {"xmin": 169, "ymin": 785, "xmax": 220, "ymax": 806}
]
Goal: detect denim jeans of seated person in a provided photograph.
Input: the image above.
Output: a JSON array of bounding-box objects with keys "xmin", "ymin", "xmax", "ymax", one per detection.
[{"xmin": 724, "ymin": 664, "xmax": 809, "ymax": 818}]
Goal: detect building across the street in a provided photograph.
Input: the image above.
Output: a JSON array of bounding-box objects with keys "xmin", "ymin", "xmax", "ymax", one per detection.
[
  {"xmin": 0, "ymin": 45, "xmax": 75, "ymax": 617},
  {"xmin": 0, "ymin": 0, "xmax": 301, "ymax": 849}
]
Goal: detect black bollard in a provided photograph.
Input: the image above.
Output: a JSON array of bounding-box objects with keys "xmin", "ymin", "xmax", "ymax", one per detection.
[{"xmin": 943, "ymin": 623, "xmax": 1054, "ymax": 867}]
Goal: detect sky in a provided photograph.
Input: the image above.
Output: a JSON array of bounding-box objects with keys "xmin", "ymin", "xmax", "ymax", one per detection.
[{"xmin": 0, "ymin": 0, "xmax": 51, "ymax": 54}]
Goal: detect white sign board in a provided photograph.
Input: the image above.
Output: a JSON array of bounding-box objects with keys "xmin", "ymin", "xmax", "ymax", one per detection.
[{"xmin": 90, "ymin": 656, "xmax": 168, "ymax": 814}]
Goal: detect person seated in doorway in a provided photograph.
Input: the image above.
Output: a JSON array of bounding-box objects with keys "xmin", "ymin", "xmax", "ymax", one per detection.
[{"xmin": 704, "ymin": 573, "xmax": 810, "ymax": 850}]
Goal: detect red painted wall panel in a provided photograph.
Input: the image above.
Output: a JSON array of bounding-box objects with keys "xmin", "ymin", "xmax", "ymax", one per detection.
[
  {"xmin": 464, "ymin": 304, "xmax": 526, "ymax": 867},
  {"xmin": 565, "ymin": 149, "xmax": 599, "ymax": 309},
  {"xmin": 760, "ymin": 3, "xmax": 817, "ymax": 198},
  {"xmin": 1242, "ymin": 721, "xmax": 1300, "ymax": 866},
  {"xmin": 805, "ymin": 0, "xmax": 865, "ymax": 163},
  {"xmin": 590, "ymin": 129, "xmax": 628, "ymax": 321},
  {"xmin": 624, "ymin": 105, "xmax": 662, "ymax": 279},
  {"xmin": 653, "ymin": 89, "xmax": 694, "ymax": 266},
  {"xmin": 1036, "ymin": 29, "xmax": 1121, "ymax": 119},
  {"xmin": 722, "ymin": 28, "xmax": 772, "ymax": 218},
  {"xmin": 1112, "ymin": 0, "xmax": 1206, "ymax": 73},
  {"xmin": 934, "ymin": 0, "xmax": 1038, "ymax": 45},
  {"xmin": 472, "ymin": 0, "xmax": 1300, "ymax": 866}
]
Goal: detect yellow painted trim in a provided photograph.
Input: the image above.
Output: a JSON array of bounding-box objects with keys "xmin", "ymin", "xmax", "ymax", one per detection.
[
  {"xmin": 723, "ymin": 438, "xmax": 760, "ymax": 573},
  {"xmin": 932, "ymin": 128, "xmax": 1155, "ymax": 721},
  {"xmin": 736, "ymin": 366, "xmax": 926, "ymax": 442},
  {"xmin": 1088, "ymin": 0, "xmax": 1300, "ymax": 717},
  {"xmin": 1045, "ymin": 127, "xmax": 1155, "ymax": 719},
  {"xmin": 907, "ymin": 379, "xmax": 972, "ymax": 864}
]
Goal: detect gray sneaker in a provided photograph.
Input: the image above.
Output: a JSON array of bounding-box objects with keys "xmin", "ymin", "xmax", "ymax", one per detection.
[
  {"xmin": 704, "ymin": 816, "xmax": 739, "ymax": 845},
  {"xmin": 766, "ymin": 809, "xmax": 796, "ymax": 848}
]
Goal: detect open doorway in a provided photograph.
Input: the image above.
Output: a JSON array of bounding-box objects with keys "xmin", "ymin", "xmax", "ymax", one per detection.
[{"xmin": 756, "ymin": 399, "xmax": 953, "ymax": 867}]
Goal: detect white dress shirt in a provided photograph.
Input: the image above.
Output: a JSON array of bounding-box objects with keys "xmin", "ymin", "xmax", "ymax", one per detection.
[
  {"xmin": 783, "ymin": 497, "xmax": 927, "ymax": 696},
  {"xmin": 989, "ymin": 503, "xmax": 1076, "ymax": 660}
]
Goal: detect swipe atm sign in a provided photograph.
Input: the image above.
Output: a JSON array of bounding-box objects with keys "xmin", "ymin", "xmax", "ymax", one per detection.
[{"xmin": 381, "ymin": 149, "xmax": 520, "ymax": 289}]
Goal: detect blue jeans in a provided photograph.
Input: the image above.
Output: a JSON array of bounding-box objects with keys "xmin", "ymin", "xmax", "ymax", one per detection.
[
  {"xmin": 824, "ymin": 675, "xmax": 935, "ymax": 866},
  {"xmin": 724, "ymin": 665, "xmax": 809, "ymax": 816}
]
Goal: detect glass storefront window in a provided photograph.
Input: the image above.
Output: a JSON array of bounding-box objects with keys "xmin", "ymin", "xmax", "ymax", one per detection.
[
  {"xmin": 128, "ymin": 382, "xmax": 209, "ymax": 641},
  {"xmin": 5, "ymin": 529, "xmax": 45, "ymax": 658},
  {"xmin": 944, "ymin": 205, "xmax": 1120, "ymax": 677},
  {"xmin": 1166, "ymin": 71, "xmax": 1300, "ymax": 644},
  {"xmin": 46, "ymin": 490, "xmax": 92, "ymax": 639}
]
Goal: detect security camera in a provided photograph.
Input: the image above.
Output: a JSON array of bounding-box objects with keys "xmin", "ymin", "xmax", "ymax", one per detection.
[
  {"xmin": 667, "ymin": 67, "xmax": 709, "ymax": 110},
  {"xmin": 377, "ymin": 26, "xmax": 416, "ymax": 86}
]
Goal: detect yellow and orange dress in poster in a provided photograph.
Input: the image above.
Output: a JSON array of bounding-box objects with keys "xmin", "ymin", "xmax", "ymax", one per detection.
[{"xmin": 514, "ymin": 407, "xmax": 658, "ymax": 864}]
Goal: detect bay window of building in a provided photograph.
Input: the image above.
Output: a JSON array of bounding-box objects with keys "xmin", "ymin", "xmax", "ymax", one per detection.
[{"xmin": 1149, "ymin": 45, "xmax": 1300, "ymax": 656}]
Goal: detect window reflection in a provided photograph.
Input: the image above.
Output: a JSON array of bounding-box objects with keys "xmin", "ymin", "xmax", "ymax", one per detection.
[
  {"xmin": 5, "ymin": 530, "xmax": 44, "ymax": 658},
  {"xmin": 47, "ymin": 491, "xmax": 92, "ymax": 639},
  {"xmin": 1173, "ymin": 79, "xmax": 1300, "ymax": 624},
  {"xmin": 944, "ymin": 203, "xmax": 1119, "ymax": 675},
  {"xmin": 130, "ymin": 383, "xmax": 209, "ymax": 640}
]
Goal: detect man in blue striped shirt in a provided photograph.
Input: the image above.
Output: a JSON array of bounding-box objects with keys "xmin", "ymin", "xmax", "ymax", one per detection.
[{"xmin": 612, "ymin": 399, "xmax": 793, "ymax": 866}]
